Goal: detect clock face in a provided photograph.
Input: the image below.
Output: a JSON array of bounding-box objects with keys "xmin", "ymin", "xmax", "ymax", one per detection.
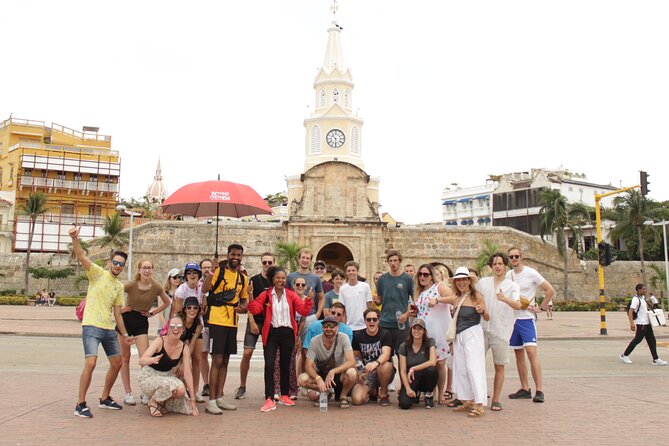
[{"xmin": 326, "ymin": 129, "xmax": 345, "ymax": 148}]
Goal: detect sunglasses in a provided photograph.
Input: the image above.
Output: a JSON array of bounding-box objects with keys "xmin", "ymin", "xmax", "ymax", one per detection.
[
  {"xmin": 323, "ymin": 324, "xmax": 337, "ymax": 329},
  {"xmin": 186, "ymin": 305, "xmax": 199, "ymax": 310},
  {"xmin": 331, "ymin": 312, "xmax": 344, "ymax": 317},
  {"xmin": 295, "ymin": 283, "xmax": 307, "ymax": 287},
  {"xmin": 314, "ymin": 266, "xmax": 325, "ymax": 270},
  {"xmin": 111, "ymin": 260, "xmax": 126, "ymax": 267},
  {"xmin": 509, "ymin": 255, "xmax": 521, "ymax": 260},
  {"xmin": 262, "ymin": 261, "xmax": 274, "ymax": 265},
  {"xmin": 365, "ymin": 317, "xmax": 379, "ymax": 322},
  {"xmin": 171, "ymin": 275, "xmax": 183, "ymax": 280},
  {"xmin": 140, "ymin": 266, "xmax": 153, "ymax": 270},
  {"xmin": 169, "ymin": 324, "xmax": 184, "ymax": 330},
  {"xmin": 417, "ymin": 272, "xmax": 431, "ymax": 278}
]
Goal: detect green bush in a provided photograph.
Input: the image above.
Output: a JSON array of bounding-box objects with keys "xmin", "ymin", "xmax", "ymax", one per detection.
[
  {"xmin": 57, "ymin": 297, "xmax": 84, "ymax": 306},
  {"xmin": 0, "ymin": 296, "xmax": 28, "ymax": 305},
  {"xmin": 553, "ymin": 301, "xmax": 619, "ymax": 312},
  {"xmin": 0, "ymin": 289, "xmax": 17, "ymax": 296}
]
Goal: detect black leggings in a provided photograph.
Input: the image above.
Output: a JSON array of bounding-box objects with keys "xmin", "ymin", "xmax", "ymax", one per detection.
[
  {"xmin": 623, "ymin": 324, "xmax": 658, "ymax": 360},
  {"xmin": 264, "ymin": 327, "xmax": 295, "ymax": 399},
  {"xmin": 398, "ymin": 366, "xmax": 438, "ymax": 409}
]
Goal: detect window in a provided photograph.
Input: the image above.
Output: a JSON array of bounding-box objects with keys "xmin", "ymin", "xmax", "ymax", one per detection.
[
  {"xmin": 88, "ymin": 205, "xmax": 102, "ymax": 216},
  {"xmin": 73, "ymin": 173, "xmax": 82, "ymax": 182},
  {"xmin": 57, "ymin": 171, "xmax": 66, "ymax": 180},
  {"xmin": 310, "ymin": 125, "xmax": 322, "ymax": 154},
  {"xmin": 344, "ymin": 90, "xmax": 350, "ymax": 108},
  {"xmin": 350, "ymin": 127, "xmax": 360, "ymax": 154},
  {"xmin": 320, "ymin": 89, "xmax": 326, "ymax": 107},
  {"xmin": 40, "ymin": 170, "xmax": 47, "ymax": 178},
  {"xmin": 23, "ymin": 168, "xmax": 32, "ymax": 177},
  {"xmin": 89, "ymin": 175, "xmax": 97, "ymax": 182},
  {"xmin": 332, "ymin": 88, "xmax": 339, "ymax": 103},
  {"xmin": 61, "ymin": 204, "xmax": 74, "ymax": 216}
]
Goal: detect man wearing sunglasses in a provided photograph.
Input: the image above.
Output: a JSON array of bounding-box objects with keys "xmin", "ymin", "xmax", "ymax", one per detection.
[
  {"xmin": 302, "ymin": 302, "xmax": 353, "ymax": 350},
  {"xmin": 234, "ymin": 252, "xmax": 275, "ymax": 400},
  {"xmin": 505, "ymin": 247, "xmax": 555, "ymax": 404},
  {"xmin": 69, "ymin": 226, "xmax": 133, "ymax": 418},
  {"xmin": 314, "ymin": 259, "xmax": 333, "ymax": 294},
  {"xmin": 350, "ymin": 308, "xmax": 394, "ymax": 406}
]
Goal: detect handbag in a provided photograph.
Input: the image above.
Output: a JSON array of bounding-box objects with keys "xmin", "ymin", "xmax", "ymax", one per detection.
[
  {"xmin": 75, "ymin": 298, "xmax": 87, "ymax": 321},
  {"xmin": 648, "ymin": 309, "xmax": 666, "ymax": 327},
  {"xmin": 510, "ymin": 272, "xmax": 534, "ymax": 310},
  {"xmin": 445, "ymin": 293, "xmax": 467, "ymax": 343}
]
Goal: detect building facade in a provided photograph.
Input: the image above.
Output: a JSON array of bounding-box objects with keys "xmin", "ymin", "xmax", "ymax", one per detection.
[
  {"xmin": 0, "ymin": 117, "xmax": 120, "ymax": 253},
  {"xmin": 441, "ymin": 181, "xmax": 496, "ymax": 227}
]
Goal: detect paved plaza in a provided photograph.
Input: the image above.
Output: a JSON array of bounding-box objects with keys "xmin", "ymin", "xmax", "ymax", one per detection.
[{"xmin": 1, "ymin": 306, "xmax": 668, "ymax": 445}]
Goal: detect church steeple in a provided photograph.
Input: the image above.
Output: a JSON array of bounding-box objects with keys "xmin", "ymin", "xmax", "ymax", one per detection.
[
  {"xmin": 146, "ymin": 158, "xmax": 168, "ymax": 204},
  {"xmin": 303, "ymin": 8, "xmax": 364, "ymax": 172}
]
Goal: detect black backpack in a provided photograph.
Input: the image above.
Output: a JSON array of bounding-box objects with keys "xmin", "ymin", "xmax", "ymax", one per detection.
[{"xmin": 625, "ymin": 295, "xmax": 643, "ymax": 320}]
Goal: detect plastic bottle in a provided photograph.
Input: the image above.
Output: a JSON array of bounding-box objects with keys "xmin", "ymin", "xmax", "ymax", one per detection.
[
  {"xmin": 396, "ymin": 310, "xmax": 406, "ymax": 330},
  {"xmin": 319, "ymin": 391, "xmax": 328, "ymax": 413}
]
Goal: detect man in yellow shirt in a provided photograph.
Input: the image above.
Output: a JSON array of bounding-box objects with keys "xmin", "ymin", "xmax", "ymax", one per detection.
[
  {"xmin": 69, "ymin": 226, "xmax": 132, "ymax": 419},
  {"xmin": 201, "ymin": 243, "xmax": 248, "ymax": 414}
]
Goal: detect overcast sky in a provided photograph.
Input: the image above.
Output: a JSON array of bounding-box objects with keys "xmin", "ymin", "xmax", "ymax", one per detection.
[{"xmin": 2, "ymin": 1, "xmax": 668, "ymax": 223}]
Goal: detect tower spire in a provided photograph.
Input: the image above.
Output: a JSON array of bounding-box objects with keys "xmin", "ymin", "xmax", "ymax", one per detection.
[{"xmin": 331, "ymin": 0, "xmax": 338, "ymax": 22}]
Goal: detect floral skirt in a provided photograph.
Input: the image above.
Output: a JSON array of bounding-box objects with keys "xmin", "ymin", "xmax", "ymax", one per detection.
[{"xmin": 138, "ymin": 366, "xmax": 192, "ymax": 414}]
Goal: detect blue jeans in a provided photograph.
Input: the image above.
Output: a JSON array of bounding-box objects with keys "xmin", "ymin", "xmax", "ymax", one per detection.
[{"xmin": 82, "ymin": 325, "xmax": 121, "ymax": 358}]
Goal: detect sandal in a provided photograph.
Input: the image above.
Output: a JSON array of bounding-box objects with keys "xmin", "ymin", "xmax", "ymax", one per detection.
[
  {"xmin": 491, "ymin": 401, "xmax": 502, "ymax": 411},
  {"xmin": 452, "ymin": 402, "xmax": 473, "ymax": 412},
  {"xmin": 447, "ymin": 398, "xmax": 463, "ymax": 408},
  {"xmin": 467, "ymin": 406, "xmax": 485, "ymax": 418},
  {"xmin": 156, "ymin": 401, "xmax": 168, "ymax": 415},
  {"xmin": 340, "ymin": 398, "xmax": 351, "ymax": 409},
  {"xmin": 443, "ymin": 390, "xmax": 454, "ymax": 400},
  {"xmin": 148, "ymin": 400, "xmax": 163, "ymax": 417}
]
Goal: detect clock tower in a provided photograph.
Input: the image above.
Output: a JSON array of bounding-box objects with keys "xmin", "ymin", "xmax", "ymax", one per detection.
[{"xmin": 303, "ymin": 21, "xmax": 364, "ymax": 171}]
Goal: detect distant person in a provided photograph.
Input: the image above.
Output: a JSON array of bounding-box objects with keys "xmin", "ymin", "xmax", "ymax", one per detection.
[
  {"xmin": 47, "ymin": 290, "xmax": 56, "ymax": 307},
  {"xmin": 314, "ymin": 259, "xmax": 334, "ymax": 294},
  {"xmin": 620, "ymin": 284, "xmax": 667, "ymax": 366},
  {"xmin": 323, "ymin": 269, "xmax": 345, "ymax": 317},
  {"xmin": 403, "ymin": 264, "xmax": 415, "ymax": 277},
  {"xmin": 69, "ymin": 226, "xmax": 132, "ymax": 418}
]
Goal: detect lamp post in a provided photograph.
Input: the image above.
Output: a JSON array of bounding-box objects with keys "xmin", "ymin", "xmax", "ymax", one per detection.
[
  {"xmin": 115, "ymin": 204, "xmax": 135, "ymax": 280},
  {"xmin": 644, "ymin": 219, "xmax": 669, "ymax": 312}
]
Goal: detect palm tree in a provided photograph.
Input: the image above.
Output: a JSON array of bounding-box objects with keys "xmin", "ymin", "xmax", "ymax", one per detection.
[
  {"xmin": 649, "ymin": 263, "xmax": 667, "ymax": 311},
  {"xmin": 275, "ymin": 240, "xmax": 303, "ymax": 272},
  {"xmin": 608, "ymin": 190, "xmax": 658, "ymax": 286},
  {"xmin": 475, "ymin": 240, "xmax": 499, "ymax": 276},
  {"xmin": 18, "ymin": 192, "xmax": 49, "ymax": 294},
  {"xmin": 538, "ymin": 189, "xmax": 590, "ymax": 300},
  {"xmin": 97, "ymin": 212, "xmax": 129, "ymax": 257}
]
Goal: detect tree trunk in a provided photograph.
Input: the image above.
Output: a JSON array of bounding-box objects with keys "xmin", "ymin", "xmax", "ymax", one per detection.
[
  {"xmin": 23, "ymin": 217, "xmax": 36, "ymax": 294},
  {"xmin": 563, "ymin": 243, "xmax": 569, "ymax": 301},
  {"xmin": 638, "ymin": 225, "xmax": 647, "ymax": 286}
]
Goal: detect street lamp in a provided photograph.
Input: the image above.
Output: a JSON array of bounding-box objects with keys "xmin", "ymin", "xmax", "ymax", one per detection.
[
  {"xmin": 115, "ymin": 204, "xmax": 134, "ymax": 280},
  {"xmin": 644, "ymin": 219, "xmax": 669, "ymax": 312}
]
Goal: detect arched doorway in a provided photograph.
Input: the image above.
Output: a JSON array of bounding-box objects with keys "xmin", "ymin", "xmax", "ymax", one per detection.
[{"xmin": 316, "ymin": 243, "xmax": 353, "ymax": 272}]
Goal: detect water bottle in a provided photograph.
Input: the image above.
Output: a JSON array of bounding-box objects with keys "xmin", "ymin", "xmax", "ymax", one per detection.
[
  {"xmin": 319, "ymin": 391, "xmax": 328, "ymax": 413},
  {"xmin": 396, "ymin": 310, "xmax": 406, "ymax": 330}
]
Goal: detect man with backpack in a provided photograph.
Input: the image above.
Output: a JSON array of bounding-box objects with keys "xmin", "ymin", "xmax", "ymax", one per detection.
[{"xmin": 620, "ymin": 284, "xmax": 667, "ymax": 366}]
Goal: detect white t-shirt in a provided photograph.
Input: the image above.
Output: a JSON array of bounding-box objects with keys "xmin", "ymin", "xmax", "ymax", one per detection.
[
  {"xmin": 506, "ymin": 266, "xmax": 545, "ymax": 320},
  {"xmin": 174, "ymin": 282, "xmax": 203, "ymax": 305},
  {"xmin": 630, "ymin": 295, "xmax": 650, "ymax": 325},
  {"xmin": 479, "ymin": 277, "xmax": 520, "ymax": 341},
  {"xmin": 338, "ymin": 281, "xmax": 373, "ymax": 331}
]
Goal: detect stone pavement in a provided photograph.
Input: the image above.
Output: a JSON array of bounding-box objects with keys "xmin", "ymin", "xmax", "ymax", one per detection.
[{"xmin": 0, "ymin": 306, "xmax": 668, "ymax": 445}]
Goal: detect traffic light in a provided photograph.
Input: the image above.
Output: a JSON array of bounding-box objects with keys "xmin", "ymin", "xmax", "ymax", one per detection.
[
  {"xmin": 598, "ymin": 242, "xmax": 614, "ymax": 266},
  {"xmin": 640, "ymin": 171, "xmax": 650, "ymax": 196}
]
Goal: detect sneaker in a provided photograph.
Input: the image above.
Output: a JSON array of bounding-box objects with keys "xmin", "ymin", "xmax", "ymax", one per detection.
[
  {"xmin": 234, "ymin": 386, "xmax": 246, "ymax": 399},
  {"xmin": 425, "ymin": 393, "xmax": 434, "ymax": 409},
  {"xmin": 98, "ymin": 396, "xmax": 122, "ymax": 410},
  {"xmin": 532, "ymin": 390, "xmax": 545, "ymax": 403},
  {"xmin": 289, "ymin": 394, "xmax": 298, "ymax": 400},
  {"xmin": 201, "ymin": 384, "xmax": 210, "ymax": 397},
  {"xmin": 388, "ymin": 382, "xmax": 396, "ymax": 392},
  {"xmin": 73, "ymin": 402, "xmax": 93, "ymax": 418},
  {"xmin": 652, "ymin": 358, "xmax": 668, "ymax": 366},
  {"xmin": 508, "ymin": 388, "xmax": 532, "ymax": 399},
  {"xmin": 379, "ymin": 395, "xmax": 390, "ymax": 406},
  {"xmin": 216, "ymin": 398, "xmax": 237, "ymax": 411},
  {"xmin": 205, "ymin": 400, "xmax": 223, "ymax": 415},
  {"xmin": 260, "ymin": 398, "xmax": 276, "ymax": 412},
  {"xmin": 620, "ymin": 355, "xmax": 633, "ymax": 364},
  {"xmin": 278, "ymin": 395, "xmax": 296, "ymax": 406},
  {"xmin": 140, "ymin": 394, "xmax": 149, "ymax": 405},
  {"xmin": 124, "ymin": 393, "xmax": 136, "ymax": 406},
  {"xmin": 195, "ymin": 394, "xmax": 206, "ymax": 403}
]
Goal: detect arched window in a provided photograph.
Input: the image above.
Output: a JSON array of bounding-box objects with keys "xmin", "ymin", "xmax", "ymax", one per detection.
[
  {"xmin": 332, "ymin": 88, "xmax": 339, "ymax": 103},
  {"xmin": 310, "ymin": 125, "xmax": 322, "ymax": 154},
  {"xmin": 344, "ymin": 90, "xmax": 350, "ymax": 109},
  {"xmin": 350, "ymin": 126, "xmax": 360, "ymax": 154},
  {"xmin": 320, "ymin": 89, "xmax": 326, "ymax": 107}
]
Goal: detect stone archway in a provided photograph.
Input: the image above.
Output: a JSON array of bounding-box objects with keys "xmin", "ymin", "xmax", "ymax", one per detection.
[{"xmin": 316, "ymin": 242, "xmax": 354, "ymax": 272}]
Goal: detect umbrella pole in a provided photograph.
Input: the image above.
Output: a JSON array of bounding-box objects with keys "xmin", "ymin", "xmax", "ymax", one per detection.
[{"xmin": 215, "ymin": 202, "xmax": 220, "ymax": 258}]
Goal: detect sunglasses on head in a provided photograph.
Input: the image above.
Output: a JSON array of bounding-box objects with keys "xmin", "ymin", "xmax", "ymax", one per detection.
[
  {"xmin": 509, "ymin": 255, "xmax": 521, "ymax": 260},
  {"xmin": 169, "ymin": 324, "xmax": 183, "ymax": 330},
  {"xmin": 111, "ymin": 260, "xmax": 126, "ymax": 267},
  {"xmin": 365, "ymin": 317, "xmax": 379, "ymax": 322},
  {"xmin": 417, "ymin": 272, "xmax": 431, "ymax": 278}
]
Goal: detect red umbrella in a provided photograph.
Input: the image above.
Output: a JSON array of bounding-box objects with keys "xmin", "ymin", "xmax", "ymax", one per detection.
[{"xmin": 161, "ymin": 179, "xmax": 272, "ymax": 256}]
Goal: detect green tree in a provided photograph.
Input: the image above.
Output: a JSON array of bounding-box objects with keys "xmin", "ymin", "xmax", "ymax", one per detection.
[
  {"xmin": 538, "ymin": 189, "xmax": 590, "ymax": 300},
  {"xmin": 264, "ymin": 192, "xmax": 288, "ymax": 208},
  {"xmin": 608, "ymin": 190, "xmax": 660, "ymax": 286},
  {"xmin": 275, "ymin": 240, "xmax": 303, "ymax": 272},
  {"xmin": 74, "ymin": 259, "xmax": 106, "ymax": 290},
  {"xmin": 475, "ymin": 240, "xmax": 499, "ymax": 276},
  {"xmin": 97, "ymin": 212, "xmax": 129, "ymax": 257},
  {"xmin": 649, "ymin": 263, "xmax": 667, "ymax": 311},
  {"xmin": 30, "ymin": 266, "xmax": 75, "ymax": 293},
  {"xmin": 19, "ymin": 192, "xmax": 49, "ymax": 294}
]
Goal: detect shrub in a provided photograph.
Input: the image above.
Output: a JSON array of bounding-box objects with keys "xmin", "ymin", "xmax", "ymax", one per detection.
[
  {"xmin": 553, "ymin": 301, "xmax": 619, "ymax": 312},
  {"xmin": 57, "ymin": 297, "xmax": 84, "ymax": 306},
  {"xmin": 0, "ymin": 296, "xmax": 28, "ymax": 305},
  {"xmin": 0, "ymin": 289, "xmax": 17, "ymax": 296}
]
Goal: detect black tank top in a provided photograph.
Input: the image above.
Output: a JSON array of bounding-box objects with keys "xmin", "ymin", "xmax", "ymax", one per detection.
[
  {"xmin": 150, "ymin": 338, "xmax": 185, "ymax": 372},
  {"xmin": 181, "ymin": 317, "xmax": 200, "ymax": 343},
  {"xmin": 456, "ymin": 306, "xmax": 481, "ymax": 334}
]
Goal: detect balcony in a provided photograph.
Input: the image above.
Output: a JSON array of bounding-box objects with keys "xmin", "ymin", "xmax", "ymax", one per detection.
[
  {"xmin": 19, "ymin": 176, "xmax": 119, "ymax": 193},
  {"xmin": 8, "ymin": 140, "xmax": 119, "ymax": 157}
]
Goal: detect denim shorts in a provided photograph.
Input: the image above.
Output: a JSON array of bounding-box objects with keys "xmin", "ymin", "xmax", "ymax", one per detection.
[{"xmin": 82, "ymin": 325, "xmax": 121, "ymax": 358}]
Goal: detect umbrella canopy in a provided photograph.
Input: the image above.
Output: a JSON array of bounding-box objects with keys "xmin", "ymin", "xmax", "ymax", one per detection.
[{"xmin": 161, "ymin": 180, "xmax": 272, "ymax": 218}]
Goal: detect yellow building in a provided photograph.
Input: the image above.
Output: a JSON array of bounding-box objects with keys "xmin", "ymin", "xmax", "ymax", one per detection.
[{"xmin": 0, "ymin": 117, "xmax": 121, "ymax": 253}]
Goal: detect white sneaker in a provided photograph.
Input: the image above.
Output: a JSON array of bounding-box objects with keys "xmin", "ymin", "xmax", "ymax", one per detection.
[
  {"xmin": 216, "ymin": 398, "xmax": 237, "ymax": 410},
  {"xmin": 205, "ymin": 400, "xmax": 223, "ymax": 415},
  {"xmin": 388, "ymin": 382, "xmax": 397, "ymax": 392},
  {"xmin": 620, "ymin": 355, "xmax": 633, "ymax": 364},
  {"xmin": 140, "ymin": 394, "xmax": 149, "ymax": 405},
  {"xmin": 652, "ymin": 358, "xmax": 668, "ymax": 366},
  {"xmin": 124, "ymin": 393, "xmax": 136, "ymax": 406},
  {"xmin": 195, "ymin": 393, "xmax": 206, "ymax": 403}
]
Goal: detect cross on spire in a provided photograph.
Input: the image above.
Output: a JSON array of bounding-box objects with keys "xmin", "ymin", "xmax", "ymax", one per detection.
[{"xmin": 331, "ymin": 0, "xmax": 338, "ymax": 21}]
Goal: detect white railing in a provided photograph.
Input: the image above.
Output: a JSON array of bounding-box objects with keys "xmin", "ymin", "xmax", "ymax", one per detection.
[
  {"xmin": 52, "ymin": 122, "xmax": 111, "ymax": 142},
  {"xmin": 8, "ymin": 140, "xmax": 118, "ymax": 157},
  {"xmin": 20, "ymin": 176, "xmax": 119, "ymax": 193}
]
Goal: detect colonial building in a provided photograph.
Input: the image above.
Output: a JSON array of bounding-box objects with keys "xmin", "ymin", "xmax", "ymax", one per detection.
[
  {"xmin": 0, "ymin": 117, "xmax": 120, "ymax": 253},
  {"xmin": 442, "ymin": 181, "xmax": 496, "ymax": 227}
]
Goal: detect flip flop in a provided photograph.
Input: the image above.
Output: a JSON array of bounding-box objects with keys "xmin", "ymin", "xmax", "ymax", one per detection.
[
  {"xmin": 340, "ymin": 398, "xmax": 351, "ymax": 409},
  {"xmin": 491, "ymin": 401, "xmax": 502, "ymax": 411},
  {"xmin": 446, "ymin": 398, "xmax": 463, "ymax": 408}
]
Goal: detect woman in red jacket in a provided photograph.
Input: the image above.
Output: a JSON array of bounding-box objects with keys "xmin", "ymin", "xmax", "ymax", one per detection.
[{"xmin": 247, "ymin": 266, "xmax": 313, "ymax": 412}]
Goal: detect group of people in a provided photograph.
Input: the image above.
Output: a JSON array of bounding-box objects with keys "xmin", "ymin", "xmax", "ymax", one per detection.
[
  {"xmin": 70, "ymin": 222, "xmax": 566, "ymax": 419},
  {"xmin": 35, "ymin": 289, "xmax": 56, "ymax": 306}
]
